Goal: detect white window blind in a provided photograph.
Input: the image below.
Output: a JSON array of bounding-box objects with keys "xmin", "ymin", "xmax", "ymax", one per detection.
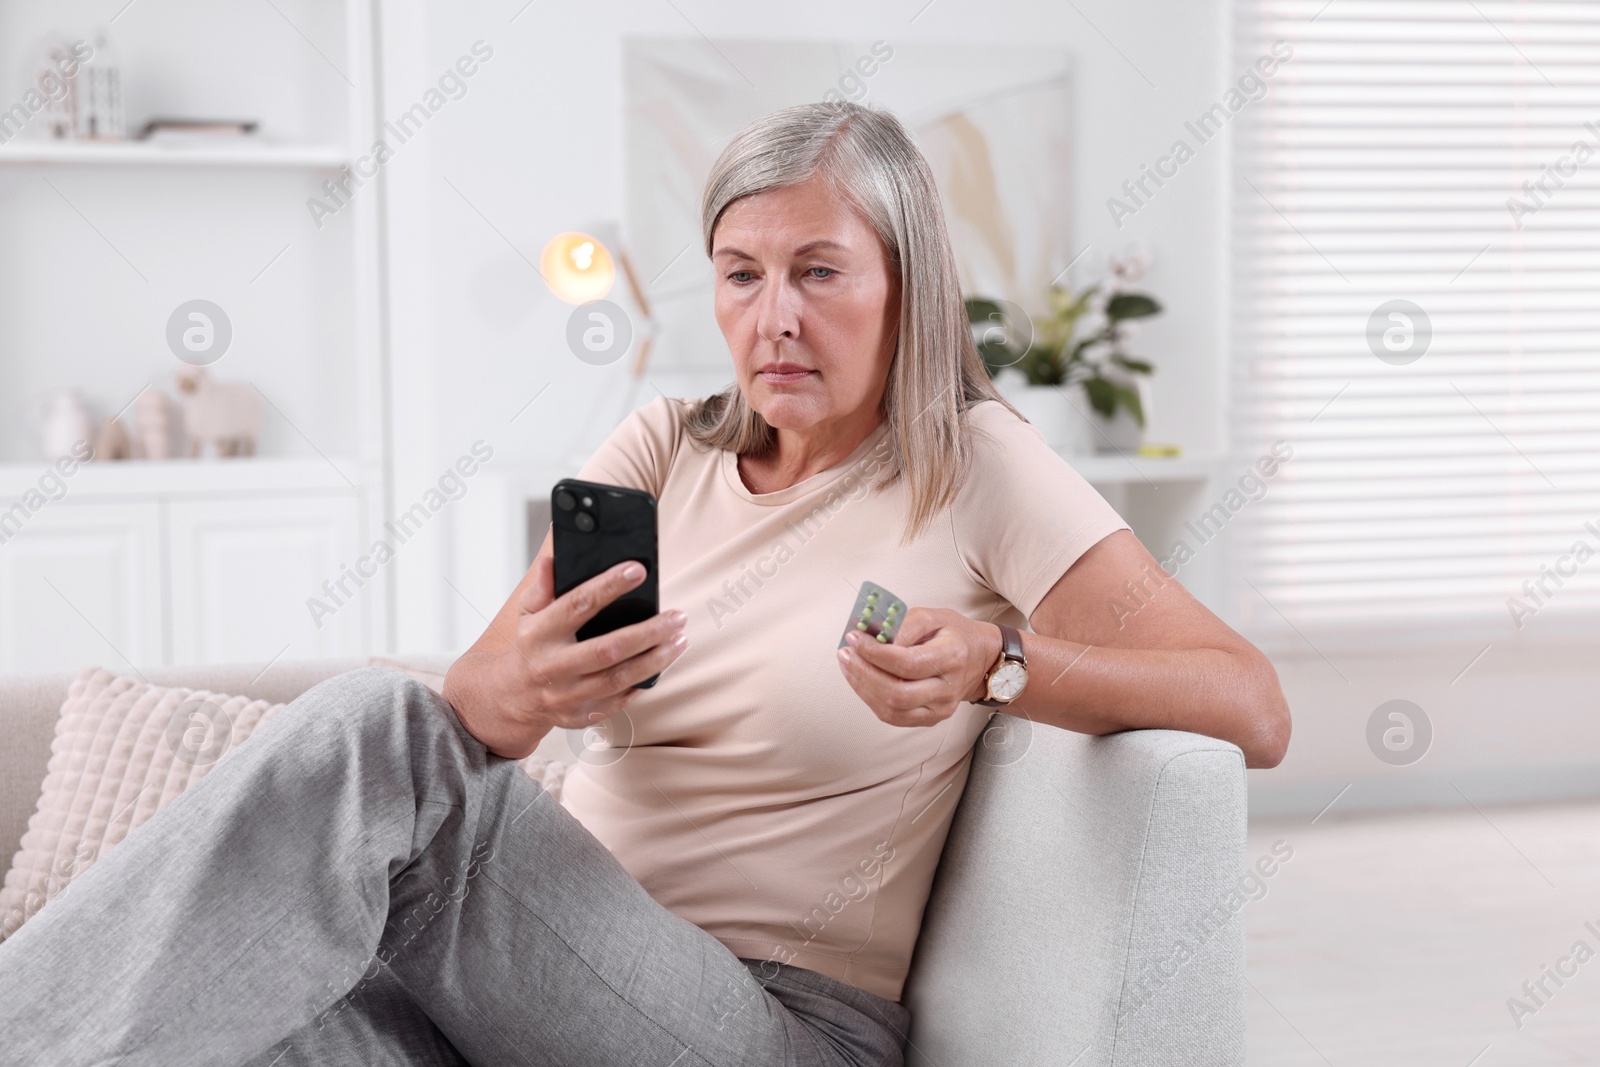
[{"xmin": 1230, "ymin": 0, "xmax": 1600, "ymax": 649}]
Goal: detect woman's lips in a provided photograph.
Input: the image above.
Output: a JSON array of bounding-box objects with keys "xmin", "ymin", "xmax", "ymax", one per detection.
[{"xmin": 759, "ymin": 368, "xmax": 814, "ymax": 384}]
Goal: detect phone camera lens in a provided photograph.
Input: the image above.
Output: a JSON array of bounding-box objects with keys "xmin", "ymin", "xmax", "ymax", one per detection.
[
  {"xmin": 575, "ymin": 511, "xmax": 597, "ymax": 533},
  {"xmin": 555, "ymin": 490, "xmax": 576, "ymax": 512}
]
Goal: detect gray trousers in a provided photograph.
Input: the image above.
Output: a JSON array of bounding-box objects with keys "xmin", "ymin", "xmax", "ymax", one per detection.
[{"xmin": 0, "ymin": 668, "xmax": 911, "ymax": 1066}]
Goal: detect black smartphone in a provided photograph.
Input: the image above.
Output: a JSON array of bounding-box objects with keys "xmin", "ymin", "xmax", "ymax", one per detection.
[{"xmin": 550, "ymin": 478, "xmax": 662, "ymax": 688}]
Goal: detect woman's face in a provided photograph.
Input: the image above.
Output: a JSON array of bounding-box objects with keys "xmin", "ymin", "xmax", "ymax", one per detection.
[{"xmin": 710, "ymin": 175, "xmax": 900, "ymax": 436}]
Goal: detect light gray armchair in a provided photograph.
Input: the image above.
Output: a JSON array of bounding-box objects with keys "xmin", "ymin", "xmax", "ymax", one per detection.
[
  {"xmin": 902, "ymin": 715, "xmax": 1248, "ymax": 1066},
  {"xmin": 0, "ymin": 665, "xmax": 1247, "ymax": 1064}
]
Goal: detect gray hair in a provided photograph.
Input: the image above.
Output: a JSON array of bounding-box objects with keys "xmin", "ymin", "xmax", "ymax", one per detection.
[{"xmin": 685, "ymin": 100, "xmax": 1016, "ymax": 546}]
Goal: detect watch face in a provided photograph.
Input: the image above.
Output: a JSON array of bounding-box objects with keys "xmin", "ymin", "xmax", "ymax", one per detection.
[{"xmin": 989, "ymin": 661, "xmax": 1027, "ymax": 702}]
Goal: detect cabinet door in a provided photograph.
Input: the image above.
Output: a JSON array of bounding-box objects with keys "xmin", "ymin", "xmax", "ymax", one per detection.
[
  {"xmin": 167, "ymin": 496, "xmax": 366, "ymax": 664},
  {"xmin": 0, "ymin": 502, "xmax": 165, "ymax": 672}
]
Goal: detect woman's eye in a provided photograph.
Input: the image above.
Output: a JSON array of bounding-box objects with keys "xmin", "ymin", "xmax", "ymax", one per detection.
[
  {"xmin": 728, "ymin": 271, "xmax": 755, "ymax": 283},
  {"xmin": 808, "ymin": 267, "xmax": 834, "ymax": 279}
]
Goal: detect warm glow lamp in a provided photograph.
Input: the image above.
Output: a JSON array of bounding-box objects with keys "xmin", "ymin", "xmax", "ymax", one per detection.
[
  {"xmin": 543, "ymin": 222, "xmax": 663, "ymax": 468},
  {"xmin": 540, "ymin": 231, "xmax": 617, "ymax": 304}
]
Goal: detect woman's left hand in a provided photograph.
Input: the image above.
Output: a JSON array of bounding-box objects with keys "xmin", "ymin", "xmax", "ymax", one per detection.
[{"xmin": 836, "ymin": 607, "xmax": 1001, "ymax": 727}]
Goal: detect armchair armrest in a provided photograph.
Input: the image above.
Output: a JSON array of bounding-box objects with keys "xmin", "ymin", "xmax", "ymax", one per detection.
[{"xmin": 902, "ymin": 716, "xmax": 1247, "ymax": 1067}]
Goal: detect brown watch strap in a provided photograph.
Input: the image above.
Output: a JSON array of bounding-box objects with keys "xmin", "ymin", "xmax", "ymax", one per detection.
[{"xmin": 997, "ymin": 623, "xmax": 1024, "ymax": 666}]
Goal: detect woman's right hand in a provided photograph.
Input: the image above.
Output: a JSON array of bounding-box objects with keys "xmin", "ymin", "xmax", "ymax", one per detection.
[{"xmin": 443, "ymin": 552, "xmax": 689, "ymax": 760}]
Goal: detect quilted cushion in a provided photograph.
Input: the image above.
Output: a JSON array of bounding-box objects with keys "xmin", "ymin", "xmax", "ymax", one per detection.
[
  {"xmin": 0, "ymin": 668, "xmax": 285, "ymax": 941},
  {"xmin": 0, "ymin": 665, "xmax": 571, "ymax": 943}
]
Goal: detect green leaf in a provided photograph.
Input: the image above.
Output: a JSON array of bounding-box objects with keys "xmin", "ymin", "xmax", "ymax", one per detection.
[
  {"xmin": 965, "ymin": 297, "xmax": 1002, "ymax": 323},
  {"xmin": 1116, "ymin": 384, "xmax": 1146, "ymax": 427},
  {"xmin": 1048, "ymin": 283, "xmax": 1096, "ymax": 317},
  {"xmin": 1106, "ymin": 293, "xmax": 1162, "ymax": 321},
  {"xmin": 1083, "ymin": 377, "xmax": 1118, "ymax": 418},
  {"xmin": 1110, "ymin": 355, "xmax": 1154, "ymax": 374},
  {"xmin": 1020, "ymin": 344, "xmax": 1064, "ymax": 386},
  {"xmin": 978, "ymin": 342, "xmax": 1021, "ymax": 377},
  {"xmin": 1066, "ymin": 335, "xmax": 1105, "ymax": 366}
]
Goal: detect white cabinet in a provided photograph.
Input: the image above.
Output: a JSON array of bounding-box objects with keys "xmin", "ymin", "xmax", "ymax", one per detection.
[
  {"xmin": 0, "ymin": 461, "xmax": 374, "ymax": 671},
  {"xmin": 168, "ymin": 496, "xmax": 365, "ymax": 664},
  {"xmin": 0, "ymin": 502, "xmax": 164, "ymax": 673}
]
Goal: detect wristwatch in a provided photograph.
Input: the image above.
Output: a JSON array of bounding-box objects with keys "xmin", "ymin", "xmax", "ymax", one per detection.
[{"xmin": 975, "ymin": 623, "xmax": 1028, "ymax": 707}]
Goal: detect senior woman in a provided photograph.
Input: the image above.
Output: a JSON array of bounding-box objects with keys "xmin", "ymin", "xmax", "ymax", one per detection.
[{"xmin": 0, "ymin": 101, "xmax": 1288, "ymax": 1066}]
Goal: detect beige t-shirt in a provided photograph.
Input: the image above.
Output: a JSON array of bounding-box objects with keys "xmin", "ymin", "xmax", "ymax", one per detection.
[{"xmin": 560, "ymin": 394, "xmax": 1128, "ymax": 1002}]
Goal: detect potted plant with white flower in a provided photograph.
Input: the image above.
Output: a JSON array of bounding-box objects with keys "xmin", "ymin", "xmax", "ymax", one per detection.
[{"xmin": 966, "ymin": 248, "xmax": 1161, "ymax": 454}]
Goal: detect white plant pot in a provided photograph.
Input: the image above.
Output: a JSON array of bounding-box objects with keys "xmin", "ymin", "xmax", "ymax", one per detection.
[
  {"xmin": 1093, "ymin": 409, "xmax": 1142, "ymax": 454},
  {"xmin": 1091, "ymin": 375, "xmax": 1152, "ymax": 454},
  {"xmin": 997, "ymin": 377, "xmax": 1094, "ymax": 455}
]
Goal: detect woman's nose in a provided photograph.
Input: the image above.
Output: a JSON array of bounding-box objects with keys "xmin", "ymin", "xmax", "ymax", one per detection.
[{"xmin": 755, "ymin": 273, "xmax": 801, "ymax": 342}]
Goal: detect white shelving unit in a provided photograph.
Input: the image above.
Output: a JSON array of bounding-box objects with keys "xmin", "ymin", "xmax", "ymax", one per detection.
[
  {"xmin": 0, "ymin": 0, "xmax": 390, "ymax": 671},
  {"xmin": 0, "ymin": 457, "xmax": 366, "ymax": 498},
  {"xmin": 0, "ymin": 140, "xmax": 349, "ymax": 168}
]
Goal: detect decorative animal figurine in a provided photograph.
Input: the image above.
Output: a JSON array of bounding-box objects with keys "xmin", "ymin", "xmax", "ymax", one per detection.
[{"xmin": 175, "ymin": 367, "xmax": 263, "ymax": 458}]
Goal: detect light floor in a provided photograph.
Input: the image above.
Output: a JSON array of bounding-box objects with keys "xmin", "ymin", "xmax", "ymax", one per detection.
[{"xmin": 1247, "ymin": 800, "xmax": 1600, "ymax": 1066}]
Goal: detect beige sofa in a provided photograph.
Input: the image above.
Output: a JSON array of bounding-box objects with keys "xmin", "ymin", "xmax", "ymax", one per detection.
[{"xmin": 0, "ymin": 658, "xmax": 1249, "ymax": 1066}]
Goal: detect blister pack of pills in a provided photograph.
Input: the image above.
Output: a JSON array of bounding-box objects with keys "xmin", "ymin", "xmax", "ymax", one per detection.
[{"xmin": 839, "ymin": 581, "xmax": 908, "ymax": 648}]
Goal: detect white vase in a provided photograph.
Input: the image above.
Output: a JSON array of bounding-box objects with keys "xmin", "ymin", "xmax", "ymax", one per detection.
[
  {"xmin": 39, "ymin": 390, "xmax": 95, "ymax": 460},
  {"xmin": 999, "ymin": 378, "xmax": 1094, "ymax": 455}
]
